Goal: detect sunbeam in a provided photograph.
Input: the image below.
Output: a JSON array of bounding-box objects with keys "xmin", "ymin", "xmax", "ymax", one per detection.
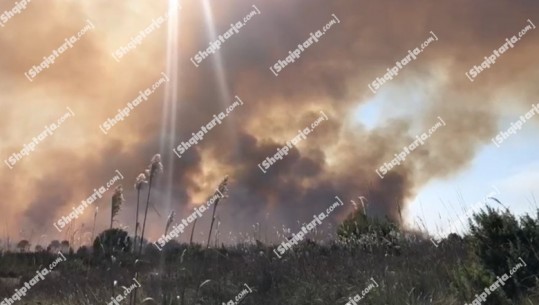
[
  {"xmin": 201, "ymin": 0, "xmax": 239, "ymax": 148},
  {"xmin": 159, "ymin": 0, "xmax": 181, "ymax": 213}
]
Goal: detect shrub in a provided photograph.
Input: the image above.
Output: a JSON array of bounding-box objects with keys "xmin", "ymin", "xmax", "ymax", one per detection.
[
  {"xmin": 337, "ymin": 210, "xmax": 400, "ymax": 249},
  {"xmin": 452, "ymin": 206, "xmax": 539, "ymax": 303},
  {"xmin": 92, "ymin": 228, "xmax": 132, "ymax": 258}
]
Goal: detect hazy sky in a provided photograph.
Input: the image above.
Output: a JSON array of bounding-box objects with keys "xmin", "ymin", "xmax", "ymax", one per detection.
[{"xmin": 0, "ymin": 0, "xmax": 538, "ymax": 246}]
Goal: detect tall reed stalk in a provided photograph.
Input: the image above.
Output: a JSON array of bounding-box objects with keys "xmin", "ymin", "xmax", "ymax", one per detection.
[
  {"xmin": 190, "ymin": 218, "xmax": 197, "ymax": 246},
  {"xmin": 132, "ymin": 155, "xmax": 162, "ymax": 305},
  {"xmin": 90, "ymin": 207, "xmax": 98, "ymax": 245},
  {"xmin": 139, "ymin": 154, "xmax": 163, "ymax": 255},
  {"xmin": 111, "ymin": 186, "xmax": 124, "ymax": 229},
  {"xmin": 133, "ymin": 173, "xmax": 147, "ymax": 252},
  {"xmin": 206, "ymin": 176, "xmax": 229, "ymax": 248}
]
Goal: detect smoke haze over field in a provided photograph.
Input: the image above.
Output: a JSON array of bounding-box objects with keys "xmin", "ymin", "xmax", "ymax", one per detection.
[{"xmin": 0, "ymin": 0, "xmax": 538, "ymax": 245}]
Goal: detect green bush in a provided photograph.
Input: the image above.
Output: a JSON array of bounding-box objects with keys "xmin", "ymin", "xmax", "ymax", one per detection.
[
  {"xmin": 452, "ymin": 206, "xmax": 539, "ymax": 303},
  {"xmin": 92, "ymin": 228, "xmax": 132, "ymax": 258},
  {"xmin": 337, "ymin": 211, "xmax": 399, "ymax": 243}
]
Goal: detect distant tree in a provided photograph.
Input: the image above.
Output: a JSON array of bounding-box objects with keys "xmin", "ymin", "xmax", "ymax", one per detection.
[
  {"xmin": 93, "ymin": 228, "xmax": 131, "ymax": 257},
  {"xmin": 16, "ymin": 240, "xmax": 30, "ymax": 253},
  {"xmin": 60, "ymin": 240, "xmax": 70, "ymax": 254},
  {"xmin": 76, "ymin": 245, "xmax": 89, "ymax": 257},
  {"xmin": 34, "ymin": 245, "xmax": 44, "ymax": 252},
  {"xmin": 47, "ymin": 240, "xmax": 61, "ymax": 253}
]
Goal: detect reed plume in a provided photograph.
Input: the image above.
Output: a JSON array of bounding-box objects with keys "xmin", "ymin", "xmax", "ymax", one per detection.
[
  {"xmin": 111, "ymin": 185, "xmax": 124, "ymax": 229},
  {"xmin": 139, "ymin": 154, "xmax": 163, "ymax": 255},
  {"xmin": 206, "ymin": 176, "xmax": 229, "ymax": 248},
  {"xmin": 133, "ymin": 173, "xmax": 147, "ymax": 252},
  {"xmin": 165, "ymin": 210, "xmax": 175, "ymax": 236},
  {"xmin": 91, "ymin": 207, "xmax": 98, "ymax": 244}
]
